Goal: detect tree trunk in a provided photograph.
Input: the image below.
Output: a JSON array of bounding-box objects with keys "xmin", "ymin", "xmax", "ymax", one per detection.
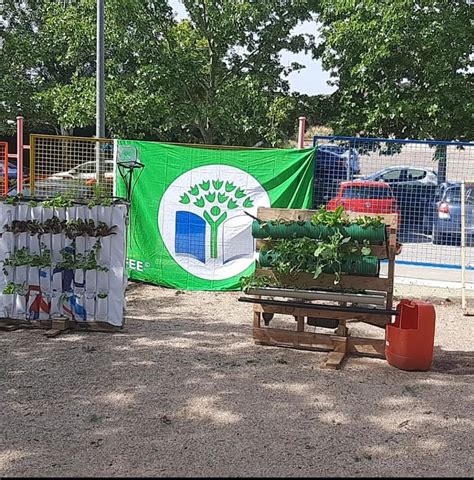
[{"xmin": 435, "ymin": 144, "xmax": 447, "ymax": 185}]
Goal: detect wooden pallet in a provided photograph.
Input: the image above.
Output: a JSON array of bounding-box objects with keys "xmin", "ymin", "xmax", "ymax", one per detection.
[
  {"xmin": 0, "ymin": 316, "xmax": 123, "ymax": 337},
  {"xmin": 242, "ymin": 207, "xmax": 399, "ymax": 369}
]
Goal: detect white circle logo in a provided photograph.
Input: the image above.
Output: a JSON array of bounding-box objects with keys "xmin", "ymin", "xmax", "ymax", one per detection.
[{"xmin": 158, "ymin": 165, "xmax": 270, "ymax": 280}]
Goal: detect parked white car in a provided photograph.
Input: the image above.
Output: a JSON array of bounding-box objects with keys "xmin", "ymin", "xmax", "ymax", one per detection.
[{"xmin": 51, "ymin": 160, "xmax": 114, "ymax": 182}]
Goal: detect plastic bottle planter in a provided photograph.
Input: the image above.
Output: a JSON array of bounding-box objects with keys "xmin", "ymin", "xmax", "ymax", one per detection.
[
  {"xmin": 0, "ymin": 293, "xmax": 14, "ymax": 318},
  {"xmin": 30, "ymin": 205, "xmax": 44, "ymax": 222},
  {"xmin": 75, "ymin": 205, "xmax": 88, "ymax": 222},
  {"xmin": 17, "ymin": 232, "xmax": 28, "ymax": 251},
  {"xmin": 15, "ymin": 203, "xmax": 30, "ymax": 222},
  {"xmin": 27, "ymin": 293, "xmax": 50, "ymax": 321},
  {"xmin": 0, "ymin": 205, "xmax": 15, "ymax": 233},
  {"xmin": 84, "ymin": 293, "xmax": 96, "ymax": 320},
  {"xmin": 258, "ymin": 251, "xmax": 380, "ymax": 276},
  {"xmin": 14, "ymin": 265, "xmax": 28, "ymax": 286},
  {"xmin": 0, "ymin": 232, "xmax": 15, "ymax": 259},
  {"xmin": 74, "ymin": 294, "xmax": 86, "ymax": 322},
  {"xmin": 13, "ymin": 293, "xmax": 27, "ymax": 319},
  {"xmin": 74, "ymin": 269, "xmax": 85, "ymax": 295},
  {"xmin": 95, "ymin": 295, "xmax": 108, "ymax": 321},
  {"xmin": 52, "ymin": 207, "xmax": 67, "ymax": 222},
  {"xmin": 0, "ymin": 202, "xmax": 127, "ymax": 327},
  {"xmin": 342, "ymin": 224, "xmax": 386, "ymax": 243},
  {"xmin": 28, "ymin": 235, "xmax": 41, "ymax": 255},
  {"xmin": 252, "ymin": 220, "xmax": 305, "ymax": 239},
  {"xmin": 85, "ymin": 270, "xmax": 97, "ymax": 294},
  {"xmin": 252, "ymin": 220, "xmax": 386, "ymax": 243},
  {"xmin": 51, "ymin": 234, "xmax": 64, "ymax": 264},
  {"xmin": 340, "ymin": 256, "xmax": 380, "ymax": 276},
  {"xmin": 39, "ymin": 267, "xmax": 52, "ymax": 295},
  {"xmin": 50, "ymin": 294, "xmax": 60, "ymax": 317},
  {"xmin": 41, "ymin": 207, "xmax": 54, "ymax": 222},
  {"xmin": 28, "ymin": 266, "xmax": 40, "ymax": 287},
  {"xmin": 65, "ymin": 206, "xmax": 77, "ymax": 222}
]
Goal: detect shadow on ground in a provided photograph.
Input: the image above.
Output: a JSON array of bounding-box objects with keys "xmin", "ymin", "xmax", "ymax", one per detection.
[{"xmin": 1, "ymin": 285, "xmax": 473, "ymax": 477}]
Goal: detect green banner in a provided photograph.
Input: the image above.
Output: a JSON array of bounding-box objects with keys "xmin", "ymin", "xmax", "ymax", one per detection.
[{"xmin": 116, "ymin": 141, "xmax": 315, "ymax": 290}]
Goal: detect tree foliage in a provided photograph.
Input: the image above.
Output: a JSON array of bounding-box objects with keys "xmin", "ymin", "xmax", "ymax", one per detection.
[
  {"xmin": 317, "ymin": 0, "xmax": 474, "ymax": 141},
  {"xmin": 0, "ymin": 0, "xmax": 320, "ymax": 145}
]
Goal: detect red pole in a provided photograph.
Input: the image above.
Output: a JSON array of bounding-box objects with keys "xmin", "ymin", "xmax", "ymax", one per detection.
[
  {"xmin": 16, "ymin": 116, "xmax": 24, "ymax": 193},
  {"xmin": 297, "ymin": 116, "xmax": 306, "ymax": 149}
]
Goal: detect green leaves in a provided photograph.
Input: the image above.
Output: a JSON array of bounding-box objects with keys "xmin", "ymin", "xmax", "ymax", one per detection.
[
  {"xmin": 235, "ymin": 188, "xmax": 246, "ymax": 199},
  {"xmin": 189, "ymin": 185, "xmax": 200, "ymax": 196},
  {"xmin": 218, "ymin": 193, "xmax": 229, "ymax": 204},
  {"xmin": 194, "ymin": 197, "xmax": 205, "ymax": 208},
  {"xmin": 318, "ymin": 0, "xmax": 473, "ymax": 142},
  {"xmin": 0, "ymin": 0, "xmax": 320, "ymax": 146},
  {"xmin": 200, "ymin": 180, "xmax": 210, "ymax": 191},
  {"xmin": 225, "ymin": 182, "xmax": 236, "ymax": 193},
  {"xmin": 180, "ymin": 193, "xmax": 190, "ymax": 205},
  {"xmin": 213, "ymin": 180, "xmax": 223, "ymax": 190},
  {"xmin": 265, "ymin": 229, "xmax": 379, "ymax": 284},
  {"xmin": 243, "ymin": 198, "xmax": 254, "ymax": 208},
  {"xmin": 184, "ymin": 179, "xmax": 253, "ymax": 213}
]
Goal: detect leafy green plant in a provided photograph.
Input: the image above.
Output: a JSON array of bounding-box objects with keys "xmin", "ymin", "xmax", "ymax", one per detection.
[
  {"xmin": 354, "ymin": 215, "xmax": 384, "ymax": 229},
  {"xmin": 3, "ymin": 282, "xmax": 25, "ymax": 294},
  {"xmin": 311, "ymin": 205, "xmax": 350, "ymax": 227},
  {"xmin": 87, "ymin": 182, "xmax": 113, "ymax": 208},
  {"xmin": 3, "ymin": 244, "xmax": 52, "ymax": 274},
  {"xmin": 240, "ymin": 274, "xmax": 278, "ymax": 292},
  {"xmin": 4, "ymin": 194, "xmax": 24, "ymax": 205},
  {"xmin": 4, "ymin": 217, "xmax": 116, "ymax": 238},
  {"xmin": 264, "ymin": 232, "xmax": 373, "ymax": 284},
  {"xmin": 57, "ymin": 239, "xmax": 108, "ymax": 272},
  {"xmin": 42, "ymin": 194, "xmax": 73, "ymax": 208}
]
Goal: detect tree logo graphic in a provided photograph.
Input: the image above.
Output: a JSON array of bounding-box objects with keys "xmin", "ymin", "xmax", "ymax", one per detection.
[
  {"xmin": 179, "ymin": 180, "xmax": 253, "ymax": 259},
  {"xmin": 158, "ymin": 165, "xmax": 270, "ymax": 281}
]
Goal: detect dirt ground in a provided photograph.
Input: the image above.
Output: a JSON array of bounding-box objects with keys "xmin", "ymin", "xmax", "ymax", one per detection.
[{"xmin": 1, "ymin": 282, "xmax": 473, "ymax": 478}]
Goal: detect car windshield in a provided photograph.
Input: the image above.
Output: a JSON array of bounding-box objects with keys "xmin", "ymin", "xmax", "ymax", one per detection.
[
  {"xmin": 445, "ymin": 187, "xmax": 474, "ymax": 204},
  {"xmin": 320, "ymin": 144, "xmax": 354, "ymax": 154},
  {"xmin": 342, "ymin": 186, "xmax": 392, "ymax": 199}
]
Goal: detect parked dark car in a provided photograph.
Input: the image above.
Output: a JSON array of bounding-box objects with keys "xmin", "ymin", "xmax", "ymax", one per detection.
[
  {"xmin": 431, "ymin": 182, "xmax": 474, "ymax": 245},
  {"xmin": 313, "ymin": 143, "xmax": 360, "ymax": 207},
  {"xmin": 0, "ymin": 161, "xmax": 26, "ymax": 181},
  {"xmin": 358, "ymin": 166, "xmax": 438, "ymax": 232}
]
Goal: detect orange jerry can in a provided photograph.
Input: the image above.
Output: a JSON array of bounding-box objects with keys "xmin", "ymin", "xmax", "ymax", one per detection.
[{"xmin": 385, "ymin": 299, "xmax": 436, "ymax": 371}]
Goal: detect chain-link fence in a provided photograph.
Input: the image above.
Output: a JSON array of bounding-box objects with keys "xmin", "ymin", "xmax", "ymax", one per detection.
[
  {"xmin": 30, "ymin": 134, "xmax": 114, "ymax": 199},
  {"xmin": 313, "ymin": 135, "xmax": 474, "ymax": 287},
  {"xmin": 0, "ymin": 142, "xmax": 9, "ymax": 196}
]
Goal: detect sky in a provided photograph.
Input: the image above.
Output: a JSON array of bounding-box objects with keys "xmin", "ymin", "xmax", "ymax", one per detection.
[{"xmin": 169, "ymin": 0, "xmax": 336, "ymax": 96}]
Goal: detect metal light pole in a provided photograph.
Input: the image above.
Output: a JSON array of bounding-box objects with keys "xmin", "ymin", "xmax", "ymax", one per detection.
[
  {"xmin": 96, "ymin": 0, "xmax": 105, "ymax": 185},
  {"xmin": 96, "ymin": 0, "xmax": 105, "ymax": 138}
]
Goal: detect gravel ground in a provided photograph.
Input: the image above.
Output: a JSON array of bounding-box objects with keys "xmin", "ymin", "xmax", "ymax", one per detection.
[{"xmin": 1, "ymin": 282, "xmax": 473, "ymax": 478}]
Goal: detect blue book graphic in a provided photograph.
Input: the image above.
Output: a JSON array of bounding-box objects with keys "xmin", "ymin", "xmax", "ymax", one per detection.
[{"xmin": 175, "ymin": 211, "xmax": 206, "ymax": 263}]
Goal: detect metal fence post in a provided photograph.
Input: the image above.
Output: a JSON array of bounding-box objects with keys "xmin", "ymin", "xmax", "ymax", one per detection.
[
  {"xmin": 16, "ymin": 116, "xmax": 24, "ymax": 193},
  {"xmin": 297, "ymin": 117, "xmax": 306, "ymax": 149},
  {"xmin": 461, "ymin": 180, "xmax": 466, "ymax": 310}
]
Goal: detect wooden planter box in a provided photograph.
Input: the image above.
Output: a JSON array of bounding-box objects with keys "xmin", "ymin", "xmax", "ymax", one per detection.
[{"xmin": 240, "ymin": 207, "xmax": 399, "ymax": 370}]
